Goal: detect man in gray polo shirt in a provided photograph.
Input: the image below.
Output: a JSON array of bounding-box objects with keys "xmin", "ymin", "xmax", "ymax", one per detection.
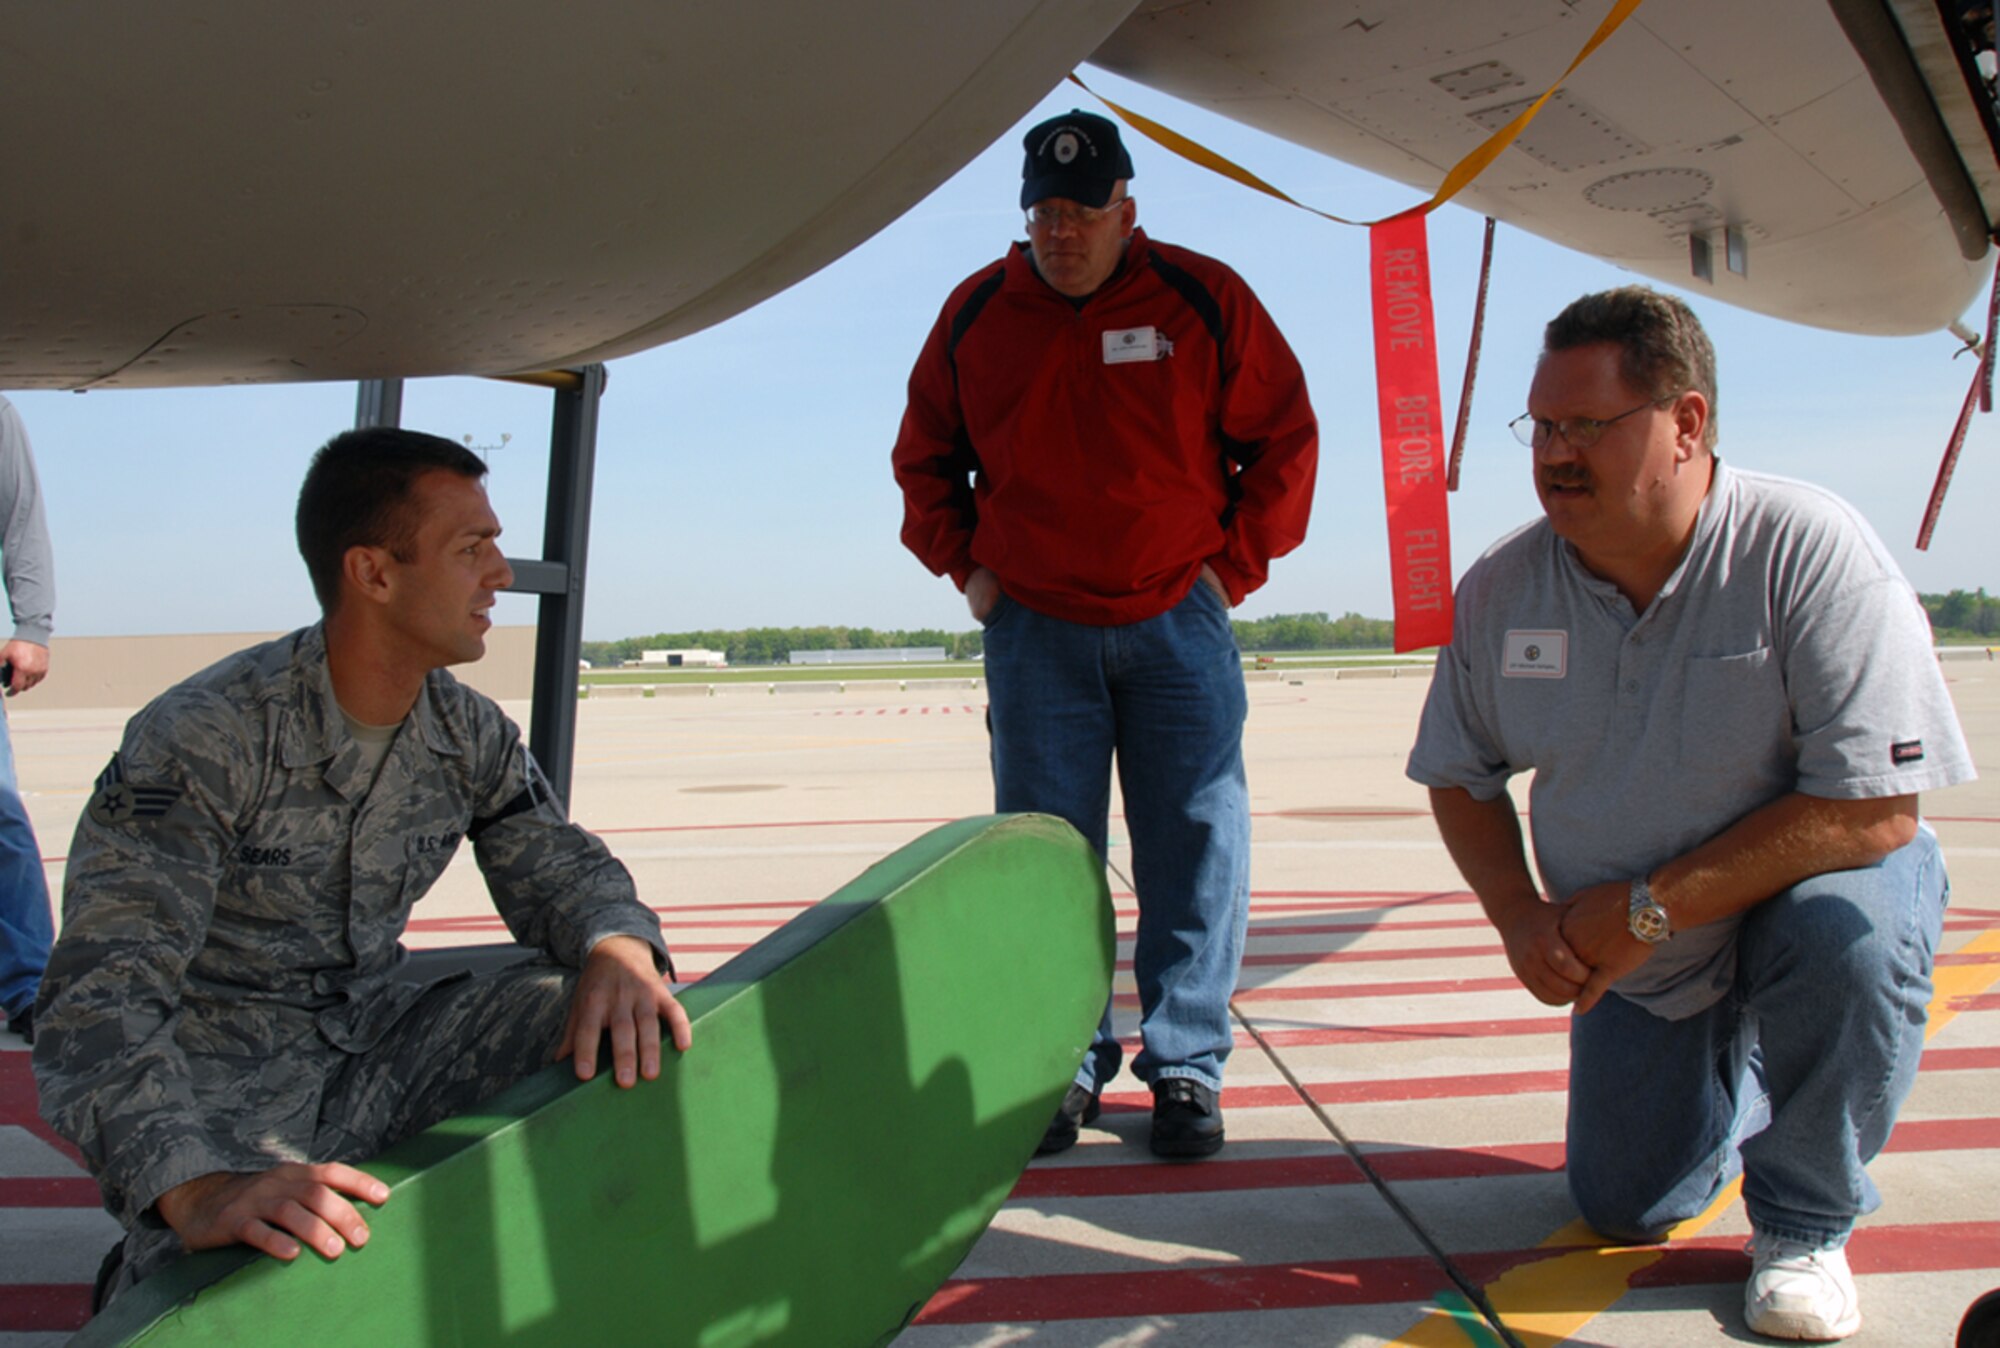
[{"xmin": 1408, "ymin": 287, "xmax": 1973, "ymax": 1342}]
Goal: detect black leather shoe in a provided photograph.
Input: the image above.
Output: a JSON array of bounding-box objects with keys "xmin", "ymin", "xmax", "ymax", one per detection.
[
  {"xmin": 1150, "ymin": 1078, "xmax": 1224, "ymax": 1159},
  {"xmin": 1035, "ymin": 1082, "xmax": 1102, "ymax": 1156}
]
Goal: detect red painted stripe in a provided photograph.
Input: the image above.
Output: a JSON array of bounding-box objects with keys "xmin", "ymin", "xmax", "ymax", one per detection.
[
  {"xmin": 1247, "ymin": 893, "xmax": 1475, "ymax": 911},
  {"xmin": 1884, "ymin": 1116, "xmax": 2000, "ymax": 1151},
  {"xmin": 1846, "ymin": 1219, "xmax": 2000, "ymax": 1274},
  {"xmin": 1948, "ymin": 992, "xmax": 2000, "ymax": 1011},
  {"xmin": 1016, "ymin": 1153, "xmax": 1364, "ymax": 1199},
  {"xmin": 1012, "ymin": 1142, "xmax": 1565, "ymax": 1201},
  {"xmin": 1232, "ymin": 976, "xmax": 1525, "ymax": 1003},
  {"xmin": 917, "ymin": 1249, "xmax": 1504, "ymax": 1323},
  {"xmin": 1254, "ymin": 1016, "xmax": 1569, "ymax": 1049},
  {"xmin": 1281, "ymin": 1045, "xmax": 1993, "ymax": 1110},
  {"xmin": 1100, "ymin": 1022, "xmax": 1535, "ymax": 1056},
  {"xmin": 1629, "ymin": 1221, "xmax": 2000, "ymax": 1285},
  {"xmin": 1247, "ymin": 917, "xmax": 1496, "ymax": 937},
  {"xmin": 1105, "ymin": 944, "xmax": 1507, "ymax": 974},
  {"xmin": 1312, "ymin": 1069, "xmax": 1572, "ymax": 1104},
  {"xmin": 1937, "ymin": 951, "xmax": 2000, "ymax": 967},
  {"xmin": 1916, "ymin": 1045, "xmax": 2000, "ymax": 1071},
  {"xmin": 1242, "ymin": 943, "xmax": 1503, "ymax": 969},
  {"xmin": 1012, "ymin": 1120, "xmax": 2000, "ymax": 1204},
  {"xmin": 1014, "ymin": 1117, "xmax": 2000, "ymax": 1220},
  {"xmin": 0, "ymin": 1175, "xmax": 101, "ymax": 1206},
  {"xmin": 1366, "ymin": 1141, "xmax": 1568, "ymax": 1182},
  {"xmin": 1257, "ymin": 1045, "xmax": 1997, "ymax": 1110},
  {"xmin": 916, "ymin": 1223, "xmax": 2000, "ymax": 1326},
  {"xmin": 0, "ymin": 1284, "xmax": 92, "ymax": 1333}
]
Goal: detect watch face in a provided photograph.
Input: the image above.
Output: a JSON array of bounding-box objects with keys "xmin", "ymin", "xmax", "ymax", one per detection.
[{"xmin": 1631, "ymin": 905, "xmax": 1671, "ymax": 943}]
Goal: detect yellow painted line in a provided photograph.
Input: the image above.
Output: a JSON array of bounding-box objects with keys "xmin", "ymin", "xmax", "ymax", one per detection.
[
  {"xmin": 1388, "ymin": 1182, "xmax": 1743, "ymax": 1347},
  {"xmin": 1389, "ymin": 924, "xmax": 2000, "ymax": 1345},
  {"xmin": 1928, "ymin": 928, "xmax": 2000, "ymax": 1039}
]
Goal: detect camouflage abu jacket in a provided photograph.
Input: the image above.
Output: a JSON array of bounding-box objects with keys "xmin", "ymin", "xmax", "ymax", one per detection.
[{"xmin": 33, "ymin": 624, "xmax": 669, "ymax": 1226}]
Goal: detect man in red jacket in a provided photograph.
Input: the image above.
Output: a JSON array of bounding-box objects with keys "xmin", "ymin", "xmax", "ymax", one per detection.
[{"xmin": 892, "ymin": 110, "xmax": 1318, "ymax": 1159}]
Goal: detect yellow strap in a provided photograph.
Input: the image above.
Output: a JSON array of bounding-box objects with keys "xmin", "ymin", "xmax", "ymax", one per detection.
[{"xmin": 1070, "ymin": 0, "xmax": 1645, "ymax": 226}]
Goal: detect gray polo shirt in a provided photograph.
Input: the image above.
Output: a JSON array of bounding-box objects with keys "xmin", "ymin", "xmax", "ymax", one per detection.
[
  {"xmin": 0, "ymin": 395, "xmax": 54, "ymax": 647},
  {"xmin": 1408, "ymin": 458, "xmax": 1975, "ymax": 1018}
]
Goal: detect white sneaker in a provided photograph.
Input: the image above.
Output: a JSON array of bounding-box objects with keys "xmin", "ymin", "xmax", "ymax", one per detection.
[{"xmin": 1745, "ymin": 1236, "xmax": 1863, "ymax": 1341}]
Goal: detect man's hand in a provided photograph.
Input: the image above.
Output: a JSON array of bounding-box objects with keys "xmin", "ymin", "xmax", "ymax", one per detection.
[
  {"xmin": 1197, "ymin": 563, "xmax": 1230, "ymax": 607},
  {"xmin": 559, "ymin": 934, "xmax": 692, "ymax": 1087},
  {"xmin": 0, "ymin": 638, "xmax": 48, "ymax": 696},
  {"xmin": 1494, "ymin": 900, "xmax": 1592, "ymax": 1007},
  {"xmin": 156, "ymin": 1163, "xmax": 389, "ymax": 1262},
  {"xmin": 965, "ymin": 568, "xmax": 1001, "ymax": 623},
  {"xmin": 1559, "ymin": 880, "xmax": 1656, "ymax": 1015}
]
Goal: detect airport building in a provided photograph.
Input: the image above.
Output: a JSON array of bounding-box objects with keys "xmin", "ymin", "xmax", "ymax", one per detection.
[{"xmin": 790, "ymin": 647, "xmax": 948, "ymax": 665}]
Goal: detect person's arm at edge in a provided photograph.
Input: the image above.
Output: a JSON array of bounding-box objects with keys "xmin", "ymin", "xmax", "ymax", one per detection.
[
  {"xmin": 0, "ymin": 399, "xmax": 54, "ymax": 694},
  {"xmin": 1559, "ymin": 790, "xmax": 1918, "ymax": 1014},
  {"xmin": 1201, "ymin": 275, "xmax": 1318, "ymax": 606},
  {"xmin": 1429, "ymin": 785, "xmax": 1592, "ymax": 1006},
  {"xmin": 891, "ymin": 299, "xmax": 982, "ymax": 593}
]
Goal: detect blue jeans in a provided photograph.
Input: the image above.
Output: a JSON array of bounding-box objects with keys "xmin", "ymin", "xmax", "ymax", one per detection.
[
  {"xmin": 982, "ymin": 585, "xmax": 1250, "ymax": 1094},
  {"xmin": 1566, "ymin": 824, "xmax": 1947, "ymax": 1248},
  {"xmin": 0, "ymin": 699, "xmax": 51, "ymax": 1021}
]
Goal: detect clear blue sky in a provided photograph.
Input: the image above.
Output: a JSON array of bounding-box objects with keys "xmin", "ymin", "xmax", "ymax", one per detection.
[{"xmin": 10, "ymin": 71, "xmax": 1998, "ymax": 640}]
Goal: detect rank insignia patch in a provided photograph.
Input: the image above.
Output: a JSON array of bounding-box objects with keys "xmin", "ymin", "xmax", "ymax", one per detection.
[{"xmin": 88, "ymin": 755, "xmax": 181, "ymax": 826}]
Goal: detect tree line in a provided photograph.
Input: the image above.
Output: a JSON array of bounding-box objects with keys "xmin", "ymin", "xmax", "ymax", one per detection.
[
  {"xmin": 582, "ymin": 626, "xmax": 982, "ymax": 667},
  {"xmin": 1922, "ymin": 589, "xmax": 2000, "ymax": 638},
  {"xmin": 583, "ymin": 595, "xmax": 1991, "ymax": 666},
  {"xmin": 581, "ymin": 611, "xmax": 1398, "ymax": 667}
]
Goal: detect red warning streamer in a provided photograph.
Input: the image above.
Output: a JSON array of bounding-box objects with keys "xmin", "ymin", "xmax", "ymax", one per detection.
[{"xmin": 1370, "ymin": 213, "xmax": 1454, "ymax": 651}]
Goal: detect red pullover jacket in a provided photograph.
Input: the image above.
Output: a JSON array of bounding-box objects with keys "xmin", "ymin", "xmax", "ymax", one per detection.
[{"xmin": 892, "ymin": 229, "xmax": 1318, "ymax": 626}]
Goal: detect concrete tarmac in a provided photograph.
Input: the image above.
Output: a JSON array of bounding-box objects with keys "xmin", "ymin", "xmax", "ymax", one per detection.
[{"xmin": 2, "ymin": 658, "xmax": 1996, "ymax": 1345}]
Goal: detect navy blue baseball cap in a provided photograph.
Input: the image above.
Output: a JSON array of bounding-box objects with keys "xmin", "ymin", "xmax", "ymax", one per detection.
[{"xmin": 1020, "ymin": 110, "xmax": 1134, "ymax": 210}]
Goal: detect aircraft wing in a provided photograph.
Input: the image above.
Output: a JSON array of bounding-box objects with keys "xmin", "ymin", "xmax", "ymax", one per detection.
[
  {"xmin": 8, "ymin": 0, "xmax": 1998, "ymax": 395},
  {"xmin": 1089, "ymin": 0, "xmax": 2000, "ymax": 336},
  {"xmin": 0, "ymin": 0, "xmax": 1138, "ymax": 390}
]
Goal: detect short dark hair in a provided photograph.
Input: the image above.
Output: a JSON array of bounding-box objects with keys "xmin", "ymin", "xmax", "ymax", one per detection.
[
  {"xmin": 1544, "ymin": 286, "xmax": 1719, "ymax": 449},
  {"xmin": 296, "ymin": 428, "xmax": 488, "ymax": 612}
]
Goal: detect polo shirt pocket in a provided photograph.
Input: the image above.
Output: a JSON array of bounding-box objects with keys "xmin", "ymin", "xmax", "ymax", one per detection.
[{"xmin": 1680, "ymin": 646, "xmax": 1788, "ymax": 769}]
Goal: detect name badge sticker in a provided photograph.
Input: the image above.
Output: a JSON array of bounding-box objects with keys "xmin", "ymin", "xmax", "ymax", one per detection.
[
  {"xmin": 1103, "ymin": 326, "xmax": 1171, "ymax": 364},
  {"xmin": 1503, "ymin": 629, "xmax": 1567, "ymax": 678}
]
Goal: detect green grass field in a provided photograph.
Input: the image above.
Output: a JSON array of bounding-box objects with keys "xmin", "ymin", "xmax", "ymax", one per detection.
[{"xmin": 577, "ymin": 649, "xmax": 1433, "ymax": 690}]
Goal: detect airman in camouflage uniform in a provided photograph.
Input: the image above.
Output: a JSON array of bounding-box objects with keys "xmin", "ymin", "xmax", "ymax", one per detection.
[{"xmin": 32, "ymin": 428, "xmax": 687, "ymax": 1305}]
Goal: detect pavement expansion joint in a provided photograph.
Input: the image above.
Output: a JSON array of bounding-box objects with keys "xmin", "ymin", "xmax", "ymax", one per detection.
[{"xmin": 1232, "ymin": 997, "xmax": 1532, "ymax": 1348}]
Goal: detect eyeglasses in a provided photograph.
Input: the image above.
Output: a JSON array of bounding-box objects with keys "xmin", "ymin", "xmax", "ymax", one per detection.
[
  {"xmin": 1508, "ymin": 394, "xmax": 1679, "ymax": 450},
  {"xmin": 1025, "ymin": 196, "xmax": 1129, "ymax": 231}
]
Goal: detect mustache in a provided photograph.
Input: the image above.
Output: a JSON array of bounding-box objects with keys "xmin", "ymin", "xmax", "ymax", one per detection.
[{"xmin": 1541, "ymin": 466, "xmax": 1591, "ymax": 489}]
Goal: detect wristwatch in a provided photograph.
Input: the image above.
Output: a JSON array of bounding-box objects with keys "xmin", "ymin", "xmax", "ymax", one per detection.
[{"xmin": 1628, "ymin": 876, "xmax": 1672, "ymax": 944}]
